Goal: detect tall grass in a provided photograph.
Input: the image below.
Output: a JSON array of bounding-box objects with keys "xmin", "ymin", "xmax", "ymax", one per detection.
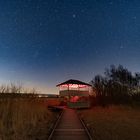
[
  {"xmin": 78, "ymin": 105, "xmax": 140, "ymax": 140},
  {"xmin": 0, "ymin": 97, "xmax": 57, "ymax": 140}
]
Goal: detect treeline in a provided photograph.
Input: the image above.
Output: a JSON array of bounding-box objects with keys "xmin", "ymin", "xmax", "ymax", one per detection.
[
  {"xmin": 91, "ymin": 65, "xmax": 140, "ymax": 105},
  {"xmin": 0, "ymin": 83, "xmax": 39, "ymax": 98}
]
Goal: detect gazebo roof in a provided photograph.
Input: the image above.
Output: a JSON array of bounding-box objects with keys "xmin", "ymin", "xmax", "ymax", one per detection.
[{"xmin": 56, "ymin": 79, "xmax": 92, "ymax": 87}]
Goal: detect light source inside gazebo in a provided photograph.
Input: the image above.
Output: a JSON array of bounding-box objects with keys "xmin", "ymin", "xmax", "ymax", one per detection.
[{"xmin": 56, "ymin": 79, "xmax": 91, "ymax": 108}]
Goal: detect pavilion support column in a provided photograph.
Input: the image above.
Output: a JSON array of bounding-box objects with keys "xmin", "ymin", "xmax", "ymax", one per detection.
[{"xmin": 68, "ymin": 84, "xmax": 70, "ymax": 102}]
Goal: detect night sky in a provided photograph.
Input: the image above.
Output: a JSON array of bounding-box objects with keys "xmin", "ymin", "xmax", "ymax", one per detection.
[{"xmin": 0, "ymin": 0, "xmax": 140, "ymax": 94}]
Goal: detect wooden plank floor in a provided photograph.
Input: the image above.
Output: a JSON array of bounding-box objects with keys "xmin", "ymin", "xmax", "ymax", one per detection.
[{"xmin": 51, "ymin": 108, "xmax": 89, "ymax": 140}]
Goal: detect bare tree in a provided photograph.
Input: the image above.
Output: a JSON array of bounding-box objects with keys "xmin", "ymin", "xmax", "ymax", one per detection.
[
  {"xmin": 0, "ymin": 85, "xmax": 6, "ymax": 93},
  {"xmin": 29, "ymin": 88, "xmax": 38, "ymax": 94}
]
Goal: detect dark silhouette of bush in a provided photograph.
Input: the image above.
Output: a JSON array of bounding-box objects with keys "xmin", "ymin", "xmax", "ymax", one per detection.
[{"xmin": 91, "ymin": 65, "xmax": 140, "ymax": 106}]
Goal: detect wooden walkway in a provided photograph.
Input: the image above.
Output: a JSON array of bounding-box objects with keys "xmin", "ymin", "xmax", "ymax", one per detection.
[{"xmin": 49, "ymin": 108, "xmax": 90, "ymax": 140}]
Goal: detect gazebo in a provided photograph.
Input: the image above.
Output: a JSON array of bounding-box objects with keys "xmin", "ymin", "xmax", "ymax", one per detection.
[{"xmin": 56, "ymin": 79, "xmax": 92, "ymax": 108}]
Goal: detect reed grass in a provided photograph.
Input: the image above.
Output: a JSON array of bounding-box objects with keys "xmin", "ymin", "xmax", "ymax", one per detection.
[
  {"xmin": 79, "ymin": 105, "xmax": 140, "ymax": 140},
  {"xmin": 0, "ymin": 97, "xmax": 57, "ymax": 140}
]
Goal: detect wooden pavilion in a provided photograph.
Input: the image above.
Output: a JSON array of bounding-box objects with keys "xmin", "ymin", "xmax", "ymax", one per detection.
[{"xmin": 56, "ymin": 79, "xmax": 92, "ymax": 108}]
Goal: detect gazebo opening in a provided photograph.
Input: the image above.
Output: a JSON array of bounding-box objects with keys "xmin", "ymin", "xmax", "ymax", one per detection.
[{"xmin": 56, "ymin": 79, "xmax": 91, "ymax": 108}]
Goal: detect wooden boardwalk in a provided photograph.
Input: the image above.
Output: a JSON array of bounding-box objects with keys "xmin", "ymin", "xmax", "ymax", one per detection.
[{"xmin": 50, "ymin": 108, "xmax": 90, "ymax": 140}]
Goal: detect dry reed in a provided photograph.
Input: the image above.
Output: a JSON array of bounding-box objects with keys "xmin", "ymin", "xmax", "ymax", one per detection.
[
  {"xmin": 79, "ymin": 105, "xmax": 140, "ymax": 140},
  {"xmin": 0, "ymin": 97, "xmax": 56, "ymax": 140}
]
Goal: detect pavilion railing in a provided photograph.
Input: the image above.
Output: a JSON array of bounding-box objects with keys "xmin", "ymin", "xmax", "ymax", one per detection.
[
  {"xmin": 60, "ymin": 90, "xmax": 89, "ymax": 96},
  {"xmin": 67, "ymin": 101, "xmax": 90, "ymax": 108}
]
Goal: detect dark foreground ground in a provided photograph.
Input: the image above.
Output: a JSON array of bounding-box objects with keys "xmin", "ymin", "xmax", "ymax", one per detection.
[{"xmin": 78, "ymin": 105, "xmax": 140, "ymax": 140}]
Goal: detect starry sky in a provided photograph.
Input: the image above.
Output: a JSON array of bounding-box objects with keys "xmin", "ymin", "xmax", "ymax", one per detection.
[{"xmin": 0, "ymin": 0, "xmax": 140, "ymax": 94}]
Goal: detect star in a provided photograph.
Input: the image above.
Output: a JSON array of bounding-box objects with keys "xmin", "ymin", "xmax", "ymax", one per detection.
[
  {"xmin": 95, "ymin": 50, "xmax": 98, "ymax": 54},
  {"xmin": 120, "ymin": 45, "xmax": 124, "ymax": 49},
  {"xmin": 109, "ymin": 1, "xmax": 113, "ymax": 5},
  {"xmin": 81, "ymin": 9, "xmax": 85, "ymax": 13},
  {"xmin": 39, "ymin": 22, "xmax": 43, "ymax": 27},
  {"xmin": 72, "ymin": 14, "xmax": 76, "ymax": 18},
  {"xmin": 54, "ymin": 9, "xmax": 58, "ymax": 13},
  {"xmin": 33, "ymin": 51, "xmax": 39, "ymax": 58},
  {"xmin": 132, "ymin": 16, "xmax": 137, "ymax": 20}
]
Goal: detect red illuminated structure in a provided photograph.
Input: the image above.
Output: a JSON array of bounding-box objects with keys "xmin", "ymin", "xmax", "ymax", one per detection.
[{"xmin": 56, "ymin": 79, "xmax": 92, "ymax": 108}]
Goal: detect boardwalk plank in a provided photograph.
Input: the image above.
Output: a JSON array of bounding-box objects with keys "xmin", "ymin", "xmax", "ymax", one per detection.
[{"xmin": 50, "ymin": 108, "xmax": 89, "ymax": 140}]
